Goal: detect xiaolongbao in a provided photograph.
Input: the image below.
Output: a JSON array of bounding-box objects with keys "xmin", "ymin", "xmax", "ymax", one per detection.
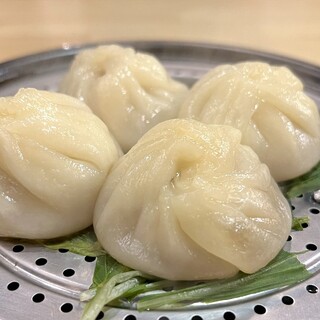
[
  {"xmin": 94, "ymin": 119, "xmax": 292, "ymax": 281},
  {"xmin": 0, "ymin": 88, "xmax": 121, "ymax": 239},
  {"xmin": 179, "ymin": 62, "xmax": 320, "ymax": 182},
  {"xmin": 60, "ymin": 45, "xmax": 188, "ymax": 153}
]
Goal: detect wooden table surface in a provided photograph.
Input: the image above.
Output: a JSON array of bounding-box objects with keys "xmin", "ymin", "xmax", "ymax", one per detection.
[{"xmin": 1, "ymin": 0, "xmax": 320, "ymax": 66}]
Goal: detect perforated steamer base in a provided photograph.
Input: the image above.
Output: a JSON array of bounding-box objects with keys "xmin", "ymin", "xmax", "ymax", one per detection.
[{"xmin": 0, "ymin": 42, "xmax": 320, "ymax": 320}]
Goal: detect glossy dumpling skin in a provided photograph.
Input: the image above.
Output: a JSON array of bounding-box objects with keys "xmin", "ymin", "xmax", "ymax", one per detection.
[
  {"xmin": 179, "ymin": 62, "xmax": 320, "ymax": 182},
  {"xmin": 60, "ymin": 45, "xmax": 188, "ymax": 153},
  {"xmin": 94, "ymin": 119, "xmax": 292, "ymax": 281},
  {"xmin": 0, "ymin": 88, "xmax": 121, "ymax": 239}
]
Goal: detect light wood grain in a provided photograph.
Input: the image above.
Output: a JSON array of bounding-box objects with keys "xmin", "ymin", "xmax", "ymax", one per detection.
[{"xmin": 1, "ymin": 0, "xmax": 320, "ymax": 66}]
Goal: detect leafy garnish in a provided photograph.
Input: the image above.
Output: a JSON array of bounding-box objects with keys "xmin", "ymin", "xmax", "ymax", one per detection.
[
  {"xmin": 282, "ymin": 161, "xmax": 320, "ymax": 199},
  {"xmin": 77, "ymin": 248, "xmax": 311, "ymax": 318},
  {"xmin": 292, "ymin": 216, "xmax": 310, "ymax": 231},
  {"xmin": 41, "ymin": 228, "xmax": 105, "ymax": 257},
  {"xmin": 79, "ymin": 255, "xmax": 134, "ymax": 303},
  {"xmin": 90, "ymin": 254, "xmax": 131, "ymax": 289},
  {"xmin": 122, "ymin": 279, "xmax": 176, "ymax": 299},
  {"xmin": 81, "ymin": 270, "xmax": 146, "ymax": 320},
  {"xmin": 135, "ymin": 250, "xmax": 311, "ymax": 311}
]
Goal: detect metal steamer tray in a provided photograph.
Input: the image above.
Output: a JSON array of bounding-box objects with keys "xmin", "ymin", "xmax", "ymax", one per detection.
[{"xmin": 0, "ymin": 42, "xmax": 320, "ymax": 320}]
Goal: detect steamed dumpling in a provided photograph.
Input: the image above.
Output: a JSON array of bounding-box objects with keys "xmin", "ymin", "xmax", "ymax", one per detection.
[
  {"xmin": 0, "ymin": 88, "xmax": 121, "ymax": 239},
  {"xmin": 179, "ymin": 62, "xmax": 320, "ymax": 182},
  {"xmin": 60, "ymin": 45, "xmax": 188, "ymax": 152},
  {"xmin": 94, "ymin": 119, "xmax": 292, "ymax": 281}
]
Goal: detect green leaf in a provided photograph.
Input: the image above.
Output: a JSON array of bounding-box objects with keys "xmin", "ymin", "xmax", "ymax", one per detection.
[
  {"xmin": 40, "ymin": 228, "xmax": 105, "ymax": 257},
  {"xmin": 90, "ymin": 254, "xmax": 131, "ymax": 289},
  {"xmin": 281, "ymin": 161, "xmax": 320, "ymax": 199},
  {"xmin": 81, "ymin": 270, "xmax": 146, "ymax": 320},
  {"xmin": 122, "ymin": 279, "xmax": 176, "ymax": 299},
  {"xmin": 292, "ymin": 216, "xmax": 310, "ymax": 231},
  {"xmin": 136, "ymin": 250, "xmax": 311, "ymax": 311}
]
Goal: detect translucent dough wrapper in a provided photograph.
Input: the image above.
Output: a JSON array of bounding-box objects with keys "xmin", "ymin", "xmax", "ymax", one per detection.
[
  {"xmin": 94, "ymin": 119, "xmax": 292, "ymax": 281},
  {"xmin": 60, "ymin": 45, "xmax": 188, "ymax": 153},
  {"xmin": 179, "ymin": 62, "xmax": 320, "ymax": 182},
  {"xmin": 0, "ymin": 88, "xmax": 121, "ymax": 239}
]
